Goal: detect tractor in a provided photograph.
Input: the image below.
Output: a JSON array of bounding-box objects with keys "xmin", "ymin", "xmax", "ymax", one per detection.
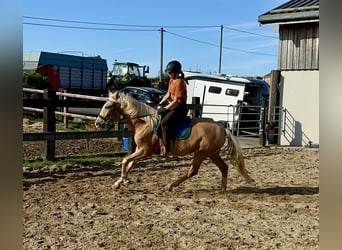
[{"xmin": 106, "ymin": 61, "xmax": 151, "ymax": 91}]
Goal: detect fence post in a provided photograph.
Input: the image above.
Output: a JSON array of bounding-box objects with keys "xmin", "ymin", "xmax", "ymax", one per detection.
[
  {"xmin": 191, "ymin": 97, "xmax": 200, "ymax": 118},
  {"xmin": 259, "ymin": 101, "xmax": 266, "ymax": 147},
  {"xmin": 268, "ymin": 70, "xmax": 280, "ymax": 123},
  {"xmin": 43, "ymin": 89, "xmax": 57, "ymax": 161},
  {"xmin": 62, "ymin": 89, "xmax": 69, "ymax": 128},
  {"xmin": 125, "ymin": 123, "xmax": 135, "ymax": 154},
  {"xmin": 128, "ymin": 136, "xmax": 136, "ymax": 154}
]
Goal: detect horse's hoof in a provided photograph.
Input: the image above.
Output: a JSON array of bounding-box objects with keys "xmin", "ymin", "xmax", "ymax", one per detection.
[
  {"xmin": 122, "ymin": 179, "xmax": 130, "ymax": 185},
  {"xmin": 113, "ymin": 181, "xmax": 121, "ymax": 189},
  {"xmin": 166, "ymin": 184, "xmax": 173, "ymax": 191}
]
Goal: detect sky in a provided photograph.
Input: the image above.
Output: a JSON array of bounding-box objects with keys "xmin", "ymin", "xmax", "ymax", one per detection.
[{"xmin": 23, "ymin": 0, "xmax": 289, "ymax": 78}]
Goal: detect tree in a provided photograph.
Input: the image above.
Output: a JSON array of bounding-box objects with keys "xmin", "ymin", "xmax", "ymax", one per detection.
[
  {"xmin": 23, "ymin": 71, "xmax": 50, "ymax": 99},
  {"xmin": 23, "ymin": 71, "xmax": 50, "ymax": 89}
]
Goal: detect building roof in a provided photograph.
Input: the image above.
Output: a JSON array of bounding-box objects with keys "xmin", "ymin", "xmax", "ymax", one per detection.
[
  {"xmin": 258, "ymin": 0, "xmax": 319, "ymax": 25},
  {"xmin": 23, "ymin": 51, "xmax": 41, "ymax": 70},
  {"xmin": 23, "ymin": 51, "xmax": 108, "ymax": 71}
]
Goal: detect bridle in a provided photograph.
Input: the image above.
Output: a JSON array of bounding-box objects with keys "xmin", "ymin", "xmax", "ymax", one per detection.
[
  {"xmin": 97, "ymin": 114, "xmax": 110, "ymax": 123},
  {"xmin": 96, "ymin": 103, "xmax": 117, "ymax": 130}
]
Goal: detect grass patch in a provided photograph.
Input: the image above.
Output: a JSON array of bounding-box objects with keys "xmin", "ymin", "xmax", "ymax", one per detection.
[
  {"xmin": 23, "ymin": 153, "xmax": 126, "ymax": 168},
  {"xmin": 23, "ymin": 115, "xmax": 95, "ymax": 132},
  {"xmin": 23, "ymin": 152, "xmax": 164, "ymax": 169},
  {"xmin": 55, "ymin": 120, "xmax": 94, "ymax": 132}
]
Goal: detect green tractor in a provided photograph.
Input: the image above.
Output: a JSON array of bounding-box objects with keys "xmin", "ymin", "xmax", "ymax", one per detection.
[{"xmin": 106, "ymin": 61, "xmax": 151, "ymax": 91}]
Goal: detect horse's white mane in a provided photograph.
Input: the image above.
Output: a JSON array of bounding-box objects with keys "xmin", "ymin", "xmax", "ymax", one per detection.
[{"xmin": 112, "ymin": 92, "xmax": 160, "ymax": 128}]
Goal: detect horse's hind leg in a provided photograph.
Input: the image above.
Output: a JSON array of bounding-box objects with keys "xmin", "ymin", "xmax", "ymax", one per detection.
[
  {"xmin": 167, "ymin": 152, "xmax": 205, "ymax": 191},
  {"xmin": 209, "ymin": 153, "xmax": 229, "ymax": 191}
]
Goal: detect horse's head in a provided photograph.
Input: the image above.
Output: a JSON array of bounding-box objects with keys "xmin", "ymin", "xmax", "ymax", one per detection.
[{"xmin": 95, "ymin": 91, "xmax": 121, "ymax": 130}]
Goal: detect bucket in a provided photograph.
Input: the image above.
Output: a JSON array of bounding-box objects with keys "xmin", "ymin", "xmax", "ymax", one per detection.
[{"xmin": 122, "ymin": 137, "xmax": 129, "ymax": 151}]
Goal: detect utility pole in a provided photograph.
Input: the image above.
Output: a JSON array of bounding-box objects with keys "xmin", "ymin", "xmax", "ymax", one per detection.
[
  {"xmin": 218, "ymin": 25, "xmax": 223, "ymax": 74},
  {"xmin": 159, "ymin": 27, "xmax": 164, "ymax": 85}
]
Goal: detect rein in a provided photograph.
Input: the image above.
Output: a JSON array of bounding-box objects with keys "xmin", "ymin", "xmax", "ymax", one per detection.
[
  {"xmin": 131, "ymin": 111, "xmax": 158, "ymax": 119},
  {"xmin": 107, "ymin": 95, "xmax": 158, "ymax": 121}
]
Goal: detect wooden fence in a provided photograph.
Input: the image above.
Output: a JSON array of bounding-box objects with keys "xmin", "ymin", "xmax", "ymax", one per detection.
[{"xmin": 23, "ymin": 88, "xmax": 201, "ymax": 161}]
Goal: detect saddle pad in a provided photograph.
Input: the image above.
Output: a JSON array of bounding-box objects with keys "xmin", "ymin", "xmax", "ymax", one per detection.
[
  {"xmin": 175, "ymin": 116, "xmax": 191, "ymax": 139},
  {"xmin": 153, "ymin": 116, "xmax": 191, "ymax": 140}
]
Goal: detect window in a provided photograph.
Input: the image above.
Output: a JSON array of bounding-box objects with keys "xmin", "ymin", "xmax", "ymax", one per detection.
[
  {"xmin": 131, "ymin": 64, "xmax": 141, "ymax": 76},
  {"xmin": 112, "ymin": 64, "xmax": 128, "ymax": 76},
  {"xmin": 225, "ymin": 88, "xmax": 239, "ymax": 96},
  {"xmin": 208, "ymin": 86, "xmax": 222, "ymax": 94}
]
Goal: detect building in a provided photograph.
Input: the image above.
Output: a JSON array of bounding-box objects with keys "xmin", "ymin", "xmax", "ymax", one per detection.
[{"xmin": 258, "ymin": 0, "xmax": 319, "ymax": 147}]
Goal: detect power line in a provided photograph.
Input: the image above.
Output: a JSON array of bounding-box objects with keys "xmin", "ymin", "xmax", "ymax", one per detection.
[
  {"xmin": 222, "ymin": 45, "xmax": 277, "ymax": 56},
  {"xmin": 23, "ymin": 16, "xmax": 276, "ymax": 38},
  {"xmin": 23, "ymin": 16, "xmax": 277, "ymax": 57},
  {"xmin": 224, "ymin": 26, "xmax": 278, "ymax": 39},
  {"xmin": 23, "ymin": 22, "xmax": 157, "ymax": 32},
  {"xmin": 23, "ymin": 16, "xmax": 220, "ymax": 29},
  {"xmin": 165, "ymin": 30, "xmax": 218, "ymax": 48},
  {"xmin": 165, "ymin": 30, "xmax": 277, "ymax": 57}
]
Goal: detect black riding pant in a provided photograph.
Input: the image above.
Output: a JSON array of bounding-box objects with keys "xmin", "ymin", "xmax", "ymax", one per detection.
[{"xmin": 160, "ymin": 102, "xmax": 188, "ymax": 151}]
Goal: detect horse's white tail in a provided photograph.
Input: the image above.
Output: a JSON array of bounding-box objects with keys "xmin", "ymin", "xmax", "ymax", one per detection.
[{"xmin": 226, "ymin": 130, "xmax": 255, "ymax": 184}]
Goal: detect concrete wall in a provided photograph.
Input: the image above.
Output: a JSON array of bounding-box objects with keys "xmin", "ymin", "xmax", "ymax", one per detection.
[{"xmin": 279, "ymin": 71, "xmax": 319, "ymax": 146}]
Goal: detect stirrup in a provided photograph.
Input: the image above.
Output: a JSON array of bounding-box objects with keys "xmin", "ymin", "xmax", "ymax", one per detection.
[{"xmin": 160, "ymin": 146, "xmax": 167, "ymax": 157}]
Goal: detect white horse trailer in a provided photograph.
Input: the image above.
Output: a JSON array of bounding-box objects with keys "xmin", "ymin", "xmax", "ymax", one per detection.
[{"xmin": 184, "ymin": 71, "xmax": 269, "ymax": 130}]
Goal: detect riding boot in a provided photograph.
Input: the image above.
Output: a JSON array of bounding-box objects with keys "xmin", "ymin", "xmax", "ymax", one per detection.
[
  {"xmin": 159, "ymin": 139, "xmax": 167, "ymax": 156},
  {"xmin": 160, "ymin": 127, "xmax": 169, "ymax": 156},
  {"xmin": 160, "ymin": 145, "xmax": 167, "ymax": 157}
]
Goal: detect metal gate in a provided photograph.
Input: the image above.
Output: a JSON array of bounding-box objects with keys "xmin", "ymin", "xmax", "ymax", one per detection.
[{"xmin": 199, "ymin": 103, "xmax": 283, "ymax": 146}]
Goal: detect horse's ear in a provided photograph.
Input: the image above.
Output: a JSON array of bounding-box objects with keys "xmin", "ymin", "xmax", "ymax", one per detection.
[{"xmin": 108, "ymin": 91, "xmax": 121, "ymax": 103}]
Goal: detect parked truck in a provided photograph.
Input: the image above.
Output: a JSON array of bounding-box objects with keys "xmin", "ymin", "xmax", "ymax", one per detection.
[
  {"xmin": 23, "ymin": 51, "xmax": 108, "ymax": 96},
  {"xmin": 106, "ymin": 61, "xmax": 151, "ymax": 91},
  {"xmin": 183, "ymin": 71, "xmax": 269, "ymax": 133}
]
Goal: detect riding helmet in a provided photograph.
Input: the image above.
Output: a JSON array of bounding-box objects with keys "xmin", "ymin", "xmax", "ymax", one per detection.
[{"xmin": 165, "ymin": 60, "xmax": 182, "ymax": 73}]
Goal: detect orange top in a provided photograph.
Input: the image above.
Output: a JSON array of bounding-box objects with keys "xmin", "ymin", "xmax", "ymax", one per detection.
[{"xmin": 168, "ymin": 78, "xmax": 187, "ymax": 103}]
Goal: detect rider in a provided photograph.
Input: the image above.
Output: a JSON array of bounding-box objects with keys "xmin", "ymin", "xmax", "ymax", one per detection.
[{"xmin": 157, "ymin": 60, "xmax": 188, "ymax": 156}]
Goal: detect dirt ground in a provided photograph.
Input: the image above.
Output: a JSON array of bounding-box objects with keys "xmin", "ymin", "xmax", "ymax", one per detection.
[{"xmin": 23, "ymin": 119, "xmax": 319, "ymax": 249}]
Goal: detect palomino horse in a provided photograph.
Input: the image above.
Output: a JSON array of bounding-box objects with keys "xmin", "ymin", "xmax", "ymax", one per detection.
[{"xmin": 95, "ymin": 91, "xmax": 254, "ymax": 191}]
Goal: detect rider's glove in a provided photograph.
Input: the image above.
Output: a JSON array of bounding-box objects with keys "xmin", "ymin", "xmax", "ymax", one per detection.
[{"xmin": 157, "ymin": 107, "xmax": 167, "ymax": 115}]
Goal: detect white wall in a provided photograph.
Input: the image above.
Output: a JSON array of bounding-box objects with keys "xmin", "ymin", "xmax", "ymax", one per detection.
[{"xmin": 279, "ymin": 71, "xmax": 319, "ymax": 146}]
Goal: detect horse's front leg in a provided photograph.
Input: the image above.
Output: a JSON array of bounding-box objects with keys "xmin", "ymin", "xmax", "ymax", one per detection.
[
  {"xmin": 113, "ymin": 147, "xmax": 150, "ymax": 189},
  {"xmin": 113, "ymin": 159, "xmax": 135, "ymax": 189}
]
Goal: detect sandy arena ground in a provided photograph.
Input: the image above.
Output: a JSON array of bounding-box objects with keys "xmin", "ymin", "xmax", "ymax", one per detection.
[{"xmin": 23, "ymin": 119, "xmax": 319, "ymax": 249}]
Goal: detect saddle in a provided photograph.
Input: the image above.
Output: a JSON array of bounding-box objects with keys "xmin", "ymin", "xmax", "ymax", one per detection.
[{"xmin": 154, "ymin": 116, "xmax": 192, "ymax": 140}]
